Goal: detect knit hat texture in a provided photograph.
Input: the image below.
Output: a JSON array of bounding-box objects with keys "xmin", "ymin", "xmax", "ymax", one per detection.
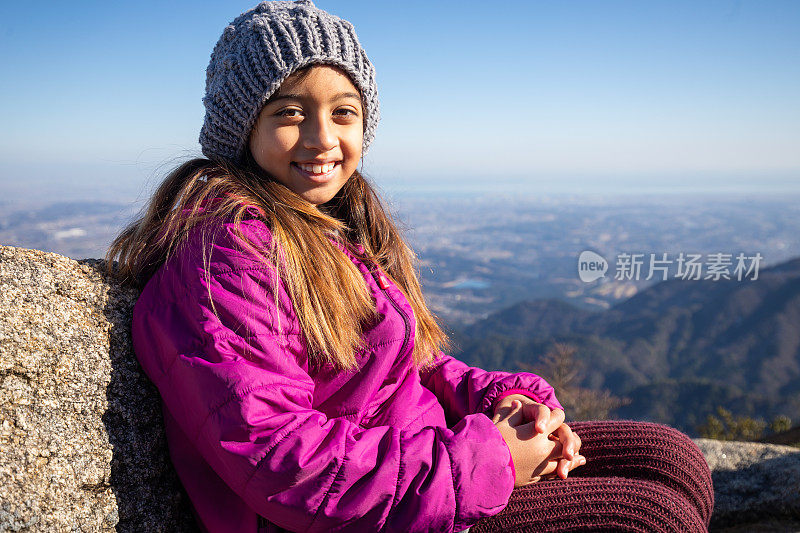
[{"xmin": 199, "ymin": 0, "xmax": 380, "ymax": 163}]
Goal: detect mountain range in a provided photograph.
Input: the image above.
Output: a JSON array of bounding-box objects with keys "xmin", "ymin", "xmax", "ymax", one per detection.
[{"xmin": 449, "ymin": 257, "xmax": 800, "ymax": 436}]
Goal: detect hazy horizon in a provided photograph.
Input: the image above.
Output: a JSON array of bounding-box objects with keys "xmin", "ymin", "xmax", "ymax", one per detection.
[{"xmin": 2, "ymin": 158, "xmax": 799, "ymax": 210}]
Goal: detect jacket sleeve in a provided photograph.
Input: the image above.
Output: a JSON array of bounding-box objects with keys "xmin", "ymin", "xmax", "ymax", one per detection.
[
  {"xmin": 137, "ymin": 222, "xmax": 515, "ymax": 533},
  {"xmin": 419, "ymin": 351, "xmax": 564, "ymax": 423}
]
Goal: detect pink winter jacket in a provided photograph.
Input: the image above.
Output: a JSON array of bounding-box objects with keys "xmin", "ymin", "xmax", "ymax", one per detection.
[{"xmin": 131, "ymin": 213, "xmax": 564, "ymax": 533}]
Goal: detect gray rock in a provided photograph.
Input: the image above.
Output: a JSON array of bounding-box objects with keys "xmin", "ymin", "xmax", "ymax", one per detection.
[
  {"xmin": 0, "ymin": 245, "xmax": 197, "ymax": 532},
  {"xmin": 2, "ymin": 244, "xmax": 800, "ymax": 532},
  {"xmin": 695, "ymin": 437, "xmax": 800, "ymax": 531}
]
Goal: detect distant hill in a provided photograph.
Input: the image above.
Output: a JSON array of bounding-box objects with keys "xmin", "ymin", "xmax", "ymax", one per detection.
[{"xmin": 450, "ymin": 257, "xmax": 800, "ymax": 436}]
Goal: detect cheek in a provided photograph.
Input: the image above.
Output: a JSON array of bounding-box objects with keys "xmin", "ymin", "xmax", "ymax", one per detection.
[
  {"xmin": 251, "ymin": 130, "xmax": 295, "ymax": 163},
  {"xmin": 344, "ymin": 129, "xmax": 364, "ymax": 161}
]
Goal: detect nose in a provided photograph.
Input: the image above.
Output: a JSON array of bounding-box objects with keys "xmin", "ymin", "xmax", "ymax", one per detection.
[{"xmin": 301, "ymin": 112, "xmax": 338, "ymax": 152}]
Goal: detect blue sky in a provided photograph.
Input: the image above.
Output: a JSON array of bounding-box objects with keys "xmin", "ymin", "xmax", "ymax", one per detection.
[{"xmin": 1, "ymin": 0, "xmax": 798, "ymax": 203}]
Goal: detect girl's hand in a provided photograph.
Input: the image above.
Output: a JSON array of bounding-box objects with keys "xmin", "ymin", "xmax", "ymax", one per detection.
[
  {"xmin": 493, "ymin": 394, "xmax": 565, "ymax": 440},
  {"xmin": 492, "ymin": 401, "xmax": 586, "ymax": 486},
  {"xmin": 545, "ymin": 422, "xmax": 585, "ymax": 480},
  {"xmin": 493, "ymin": 395, "xmax": 585, "ymax": 480}
]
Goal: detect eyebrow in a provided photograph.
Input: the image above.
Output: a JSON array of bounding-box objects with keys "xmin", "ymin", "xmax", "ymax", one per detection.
[{"xmin": 267, "ymin": 91, "xmax": 361, "ymax": 104}]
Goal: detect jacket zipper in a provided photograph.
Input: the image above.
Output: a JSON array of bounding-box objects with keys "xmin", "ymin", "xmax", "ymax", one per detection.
[
  {"xmin": 369, "ymin": 266, "xmax": 411, "ymax": 360},
  {"xmin": 338, "ymin": 237, "xmax": 411, "ymax": 358}
]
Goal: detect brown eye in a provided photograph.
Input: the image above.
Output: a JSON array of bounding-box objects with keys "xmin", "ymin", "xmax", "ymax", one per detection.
[
  {"xmin": 334, "ymin": 108, "xmax": 358, "ymax": 117},
  {"xmin": 276, "ymin": 108, "xmax": 302, "ymax": 118}
]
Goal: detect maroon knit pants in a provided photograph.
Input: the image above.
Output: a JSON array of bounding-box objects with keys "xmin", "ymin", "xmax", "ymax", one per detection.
[{"xmin": 471, "ymin": 420, "xmax": 714, "ymax": 533}]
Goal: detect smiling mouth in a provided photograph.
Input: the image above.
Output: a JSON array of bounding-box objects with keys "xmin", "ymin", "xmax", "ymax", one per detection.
[
  {"xmin": 293, "ymin": 162, "xmax": 339, "ymax": 175},
  {"xmin": 291, "ymin": 161, "xmax": 341, "ymax": 182}
]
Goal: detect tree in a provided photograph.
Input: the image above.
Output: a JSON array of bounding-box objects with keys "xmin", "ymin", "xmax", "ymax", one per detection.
[
  {"xmin": 770, "ymin": 414, "xmax": 792, "ymax": 435},
  {"xmin": 696, "ymin": 406, "xmax": 767, "ymax": 441},
  {"xmin": 517, "ymin": 343, "xmax": 630, "ymax": 421}
]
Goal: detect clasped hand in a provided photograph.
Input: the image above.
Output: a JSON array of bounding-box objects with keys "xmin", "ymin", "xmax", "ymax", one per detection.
[{"xmin": 491, "ymin": 394, "xmax": 585, "ymax": 487}]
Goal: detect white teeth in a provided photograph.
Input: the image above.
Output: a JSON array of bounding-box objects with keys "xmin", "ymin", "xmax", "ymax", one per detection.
[{"xmin": 298, "ymin": 162, "xmax": 336, "ymax": 174}]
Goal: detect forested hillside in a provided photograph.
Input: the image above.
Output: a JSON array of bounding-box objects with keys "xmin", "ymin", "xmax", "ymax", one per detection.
[{"xmin": 450, "ymin": 258, "xmax": 800, "ymax": 436}]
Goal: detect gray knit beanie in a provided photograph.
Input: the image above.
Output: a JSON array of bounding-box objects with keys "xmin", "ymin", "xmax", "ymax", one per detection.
[{"xmin": 199, "ymin": 0, "xmax": 380, "ymax": 163}]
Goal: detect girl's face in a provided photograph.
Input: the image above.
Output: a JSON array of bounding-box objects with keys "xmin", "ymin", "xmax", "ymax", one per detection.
[{"xmin": 248, "ymin": 65, "xmax": 364, "ymax": 206}]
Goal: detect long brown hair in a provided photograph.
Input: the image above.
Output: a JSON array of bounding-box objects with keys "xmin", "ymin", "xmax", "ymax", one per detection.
[{"xmin": 106, "ymin": 146, "xmax": 451, "ymax": 373}]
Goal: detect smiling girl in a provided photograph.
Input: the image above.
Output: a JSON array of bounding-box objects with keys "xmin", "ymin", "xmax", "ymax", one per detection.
[
  {"xmin": 248, "ymin": 66, "xmax": 364, "ymax": 205},
  {"xmin": 107, "ymin": 2, "xmax": 714, "ymax": 532}
]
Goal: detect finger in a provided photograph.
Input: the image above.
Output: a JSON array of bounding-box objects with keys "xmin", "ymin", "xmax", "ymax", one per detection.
[
  {"xmin": 547, "ymin": 409, "xmax": 564, "ymax": 433},
  {"xmin": 534, "ymin": 457, "xmax": 560, "ymax": 479},
  {"xmin": 532, "ymin": 405, "xmax": 566, "ymax": 435},
  {"xmin": 561, "ymin": 454, "xmax": 588, "ymax": 479},
  {"xmin": 493, "ymin": 400, "xmax": 521, "ymax": 424},
  {"xmin": 492, "ymin": 403, "xmax": 513, "ymax": 423},
  {"xmin": 544, "ymin": 434, "xmax": 564, "ymax": 465},
  {"xmin": 560, "ymin": 455, "xmax": 585, "ymax": 478},
  {"xmin": 499, "ymin": 400, "xmax": 522, "ymax": 426},
  {"xmin": 538, "ymin": 437, "xmax": 564, "ymax": 478},
  {"xmin": 512, "ymin": 405, "xmax": 549, "ymax": 440},
  {"xmin": 549, "ymin": 423, "xmax": 578, "ymax": 460},
  {"xmin": 491, "ymin": 409, "xmax": 506, "ymax": 424},
  {"xmin": 557, "ymin": 458, "xmax": 570, "ymax": 479},
  {"xmin": 526, "ymin": 403, "xmax": 550, "ymax": 433},
  {"xmin": 506, "ymin": 400, "xmax": 524, "ymax": 425},
  {"xmin": 512, "ymin": 419, "xmax": 542, "ymax": 440}
]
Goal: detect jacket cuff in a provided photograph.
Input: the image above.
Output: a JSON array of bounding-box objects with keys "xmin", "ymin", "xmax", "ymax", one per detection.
[
  {"xmin": 491, "ymin": 388, "xmax": 543, "ymax": 412},
  {"xmin": 445, "ymin": 413, "xmax": 515, "ymax": 531},
  {"xmin": 480, "ymin": 379, "xmax": 564, "ymax": 416}
]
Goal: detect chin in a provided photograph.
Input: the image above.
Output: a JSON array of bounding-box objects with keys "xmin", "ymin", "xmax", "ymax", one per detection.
[
  {"xmin": 304, "ymin": 184, "xmax": 349, "ymax": 207},
  {"xmin": 304, "ymin": 192, "xmax": 338, "ymax": 207}
]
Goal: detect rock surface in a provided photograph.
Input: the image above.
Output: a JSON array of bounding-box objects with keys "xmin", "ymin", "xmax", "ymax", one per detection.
[
  {"xmin": 0, "ymin": 246, "xmax": 197, "ymax": 532},
  {"xmin": 1, "ymin": 244, "xmax": 799, "ymax": 532},
  {"xmin": 696, "ymin": 438, "xmax": 800, "ymax": 532}
]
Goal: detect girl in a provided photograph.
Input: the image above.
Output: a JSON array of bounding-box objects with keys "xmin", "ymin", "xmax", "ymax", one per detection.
[{"xmin": 107, "ymin": 1, "xmax": 714, "ymax": 532}]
